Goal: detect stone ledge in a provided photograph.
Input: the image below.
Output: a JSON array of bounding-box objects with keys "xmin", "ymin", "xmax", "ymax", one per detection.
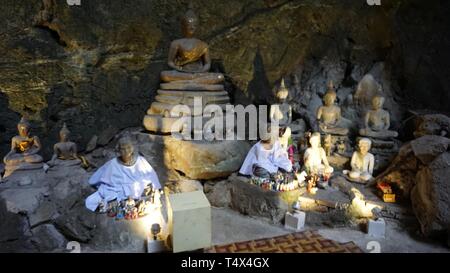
[
  {"xmin": 226, "ymin": 174, "xmax": 303, "ymax": 224},
  {"xmin": 160, "ymin": 83, "xmax": 224, "ymax": 91}
]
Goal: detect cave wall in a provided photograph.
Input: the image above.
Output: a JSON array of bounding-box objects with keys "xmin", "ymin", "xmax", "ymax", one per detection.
[{"xmin": 0, "ymin": 0, "xmax": 449, "ymax": 158}]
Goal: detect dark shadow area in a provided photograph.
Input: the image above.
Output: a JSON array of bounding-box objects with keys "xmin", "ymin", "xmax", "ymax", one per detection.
[{"xmin": 0, "ymin": 91, "xmax": 20, "ymax": 160}]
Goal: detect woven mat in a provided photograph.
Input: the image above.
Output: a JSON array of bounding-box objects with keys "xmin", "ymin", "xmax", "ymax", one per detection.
[{"xmin": 205, "ymin": 230, "xmax": 363, "ymax": 253}]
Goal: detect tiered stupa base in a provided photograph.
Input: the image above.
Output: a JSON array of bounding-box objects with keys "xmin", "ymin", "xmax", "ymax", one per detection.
[
  {"xmin": 141, "ymin": 72, "xmax": 250, "ymax": 180},
  {"xmin": 143, "ymin": 74, "xmax": 231, "ymax": 134}
]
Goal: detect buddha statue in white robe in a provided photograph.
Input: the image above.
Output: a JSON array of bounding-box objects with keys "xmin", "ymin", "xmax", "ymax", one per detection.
[
  {"xmin": 239, "ymin": 137, "xmax": 292, "ymax": 178},
  {"xmin": 85, "ymin": 136, "xmax": 161, "ymax": 212}
]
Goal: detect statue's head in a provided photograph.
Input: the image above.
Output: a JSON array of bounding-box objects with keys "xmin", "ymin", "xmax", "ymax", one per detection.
[
  {"xmin": 323, "ymin": 90, "xmax": 337, "ymax": 106},
  {"xmin": 358, "ymin": 138, "xmax": 372, "ymax": 155},
  {"xmin": 372, "ymin": 96, "xmax": 385, "ymax": 110},
  {"xmin": 260, "ymin": 124, "xmax": 276, "ymax": 144},
  {"xmin": 309, "ymin": 132, "xmax": 321, "ymax": 148},
  {"xmin": 118, "ymin": 136, "xmax": 135, "ymax": 165},
  {"xmin": 59, "ymin": 123, "xmax": 70, "ymax": 142},
  {"xmin": 181, "ymin": 5, "xmax": 198, "ymax": 38},
  {"xmin": 17, "ymin": 117, "xmax": 31, "ymax": 137},
  {"xmin": 276, "ymin": 78, "xmax": 289, "ymax": 101}
]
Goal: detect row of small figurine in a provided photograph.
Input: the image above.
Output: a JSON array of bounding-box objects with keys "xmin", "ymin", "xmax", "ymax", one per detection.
[
  {"xmin": 98, "ymin": 185, "xmax": 161, "ymax": 220},
  {"xmin": 102, "ymin": 196, "xmax": 161, "ymax": 221},
  {"xmin": 249, "ymin": 175, "xmax": 300, "ymax": 192}
]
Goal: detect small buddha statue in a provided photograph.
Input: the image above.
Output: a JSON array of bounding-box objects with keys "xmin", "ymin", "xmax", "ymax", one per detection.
[
  {"xmin": 48, "ymin": 123, "xmax": 81, "ymax": 167},
  {"xmin": 160, "ymin": 6, "xmax": 224, "ymax": 85},
  {"xmin": 359, "ymin": 95, "xmax": 398, "ymax": 139},
  {"xmin": 316, "ymin": 81, "xmax": 350, "ymax": 136},
  {"xmin": 3, "ymin": 117, "xmax": 44, "ymax": 177},
  {"xmin": 343, "ymin": 138, "xmax": 375, "ymax": 182},
  {"xmin": 303, "ymin": 132, "xmax": 333, "ymax": 176},
  {"xmin": 270, "ymin": 78, "xmax": 292, "ymax": 151}
]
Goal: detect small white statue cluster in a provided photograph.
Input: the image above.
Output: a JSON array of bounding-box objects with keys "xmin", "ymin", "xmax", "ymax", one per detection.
[{"xmin": 239, "ymin": 76, "xmax": 398, "ymax": 190}]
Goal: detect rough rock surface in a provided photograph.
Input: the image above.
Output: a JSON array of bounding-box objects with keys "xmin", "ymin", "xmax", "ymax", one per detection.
[
  {"xmin": 0, "ymin": 166, "xmax": 94, "ymax": 252},
  {"xmin": 204, "ymin": 180, "xmax": 231, "ymax": 208},
  {"xmin": 413, "ymin": 114, "xmax": 450, "ymax": 139},
  {"xmin": 163, "ymin": 138, "xmax": 251, "ymax": 180},
  {"xmin": 375, "ymin": 135, "xmax": 450, "ymax": 197},
  {"xmin": 85, "ymin": 130, "xmax": 251, "ymax": 181},
  {"xmin": 1, "ymin": 0, "xmax": 449, "ymax": 159},
  {"xmin": 0, "ymin": 164, "xmax": 164, "ymax": 252},
  {"xmin": 412, "ymin": 152, "xmax": 450, "ymax": 236},
  {"xmin": 205, "ymin": 173, "xmax": 302, "ymax": 224},
  {"xmin": 374, "ymin": 132, "xmax": 450, "ymax": 238}
]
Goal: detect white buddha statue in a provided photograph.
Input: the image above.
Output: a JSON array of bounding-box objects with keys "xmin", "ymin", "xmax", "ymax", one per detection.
[
  {"xmin": 303, "ymin": 132, "xmax": 334, "ymax": 175},
  {"xmin": 270, "ymin": 78, "xmax": 292, "ymax": 150},
  {"xmin": 343, "ymin": 138, "xmax": 375, "ymax": 182},
  {"xmin": 85, "ymin": 136, "xmax": 161, "ymax": 212}
]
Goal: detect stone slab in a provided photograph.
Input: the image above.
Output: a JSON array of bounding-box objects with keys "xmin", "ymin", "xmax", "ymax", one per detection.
[
  {"xmin": 147, "ymin": 102, "xmax": 229, "ymax": 116},
  {"xmin": 160, "ymin": 83, "xmax": 224, "ymax": 91},
  {"xmin": 154, "ymin": 94, "xmax": 230, "ymax": 105},
  {"xmin": 157, "ymin": 90, "xmax": 228, "ymax": 96}
]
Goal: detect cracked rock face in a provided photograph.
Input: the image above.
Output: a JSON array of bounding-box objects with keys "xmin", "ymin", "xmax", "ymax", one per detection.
[
  {"xmin": 375, "ymin": 129, "xmax": 450, "ymax": 238},
  {"xmin": 0, "ymin": 164, "xmax": 152, "ymax": 253},
  {"xmin": 1, "ymin": 0, "xmax": 449, "ymax": 159}
]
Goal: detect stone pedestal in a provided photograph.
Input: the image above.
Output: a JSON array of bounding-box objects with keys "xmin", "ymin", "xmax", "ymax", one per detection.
[
  {"xmin": 3, "ymin": 162, "xmax": 44, "ymax": 178},
  {"xmin": 284, "ymin": 211, "xmax": 306, "ymax": 231},
  {"xmin": 143, "ymin": 74, "xmax": 231, "ymax": 134},
  {"xmin": 369, "ymin": 138, "xmax": 400, "ymax": 156},
  {"xmin": 367, "ymin": 218, "xmax": 386, "ymax": 237},
  {"xmin": 167, "ymin": 190, "xmax": 211, "ymax": 253}
]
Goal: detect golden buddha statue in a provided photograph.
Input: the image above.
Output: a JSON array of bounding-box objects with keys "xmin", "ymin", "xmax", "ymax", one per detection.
[
  {"xmin": 48, "ymin": 123, "xmax": 81, "ymax": 167},
  {"xmin": 160, "ymin": 6, "xmax": 224, "ymax": 85},
  {"xmin": 3, "ymin": 117, "xmax": 44, "ymax": 177}
]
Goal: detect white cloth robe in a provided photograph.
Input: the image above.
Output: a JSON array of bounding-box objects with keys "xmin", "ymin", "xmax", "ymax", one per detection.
[
  {"xmin": 85, "ymin": 155, "xmax": 161, "ymax": 212},
  {"xmin": 239, "ymin": 141, "xmax": 292, "ymax": 176}
]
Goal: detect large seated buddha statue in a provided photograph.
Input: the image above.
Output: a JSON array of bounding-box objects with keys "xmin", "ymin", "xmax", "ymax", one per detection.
[
  {"xmin": 160, "ymin": 6, "xmax": 224, "ymax": 86},
  {"xmin": 143, "ymin": 6, "xmax": 231, "ymax": 134},
  {"xmin": 316, "ymin": 82, "xmax": 351, "ymax": 136},
  {"xmin": 359, "ymin": 95, "xmax": 398, "ymax": 139},
  {"xmin": 3, "ymin": 117, "xmax": 44, "ymax": 177}
]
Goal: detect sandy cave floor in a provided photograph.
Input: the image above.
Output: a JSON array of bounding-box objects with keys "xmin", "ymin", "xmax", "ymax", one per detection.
[{"xmin": 211, "ymin": 207, "xmax": 450, "ymax": 253}]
